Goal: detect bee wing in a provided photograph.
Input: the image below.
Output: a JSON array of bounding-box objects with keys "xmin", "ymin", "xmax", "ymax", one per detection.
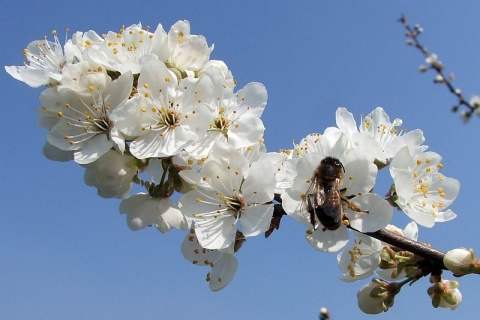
[
  {"xmin": 320, "ymin": 178, "xmax": 342, "ymax": 212},
  {"xmin": 301, "ymin": 176, "xmax": 326, "ymax": 212}
]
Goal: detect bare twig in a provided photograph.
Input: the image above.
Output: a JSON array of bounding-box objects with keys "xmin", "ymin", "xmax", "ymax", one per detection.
[{"xmin": 400, "ymin": 14, "xmax": 478, "ymax": 121}]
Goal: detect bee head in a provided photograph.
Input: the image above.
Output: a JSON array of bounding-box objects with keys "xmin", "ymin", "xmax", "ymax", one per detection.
[{"xmin": 318, "ymin": 157, "xmax": 345, "ymax": 180}]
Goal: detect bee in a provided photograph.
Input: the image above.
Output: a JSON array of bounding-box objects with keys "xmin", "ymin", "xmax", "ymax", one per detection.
[{"xmin": 303, "ymin": 156, "xmax": 346, "ymax": 231}]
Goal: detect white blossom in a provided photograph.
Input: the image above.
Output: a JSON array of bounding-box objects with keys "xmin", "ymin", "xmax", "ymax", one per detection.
[
  {"xmin": 181, "ymin": 229, "xmax": 238, "ymax": 291},
  {"xmin": 337, "ymin": 232, "xmax": 382, "ymax": 282},
  {"xmin": 179, "ymin": 142, "xmax": 275, "ymax": 250},
  {"xmin": 120, "ymin": 193, "xmax": 189, "ymax": 232},
  {"xmin": 47, "ymin": 71, "xmax": 133, "ymax": 164},
  {"xmin": 186, "ymin": 66, "xmax": 267, "ymax": 158},
  {"xmin": 390, "ymin": 146, "xmax": 460, "ymax": 227},
  {"xmin": 335, "ymin": 107, "xmax": 426, "ymax": 164},
  {"xmin": 83, "ymin": 150, "xmax": 137, "ymax": 199},
  {"xmin": 282, "ymin": 131, "xmax": 392, "ymax": 252},
  {"xmin": 85, "ymin": 23, "xmax": 166, "ymax": 74},
  {"xmin": 5, "ymin": 30, "xmax": 79, "ymax": 87},
  {"xmin": 110, "ymin": 60, "xmax": 214, "ymax": 159}
]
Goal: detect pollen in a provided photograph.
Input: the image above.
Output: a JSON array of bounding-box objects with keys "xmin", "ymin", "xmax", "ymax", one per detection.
[
  {"xmin": 416, "ymin": 159, "xmax": 422, "ymax": 165},
  {"xmin": 88, "ymin": 85, "xmax": 94, "ymax": 91},
  {"xmin": 143, "ymin": 83, "xmax": 149, "ymax": 89},
  {"xmin": 140, "ymin": 107, "xmax": 147, "ymax": 112},
  {"xmin": 57, "ymin": 111, "xmax": 64, "ymax": 117},
  {"xmin": 437, "ymin": 163, "xmax": 444, "ymax": 169},
  {"xmin": 165, "ymin": 77, "xmax": 171, "ymax": 82}
]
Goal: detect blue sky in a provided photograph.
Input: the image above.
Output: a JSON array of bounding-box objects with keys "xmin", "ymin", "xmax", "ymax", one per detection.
[{"xmin": 2, "ymin": 1, "xmax": 480, "ymax": 319}]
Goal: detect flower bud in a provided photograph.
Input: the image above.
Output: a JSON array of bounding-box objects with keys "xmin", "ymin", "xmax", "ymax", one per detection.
[
  {"xmin": 357, "ymin": 279, "xmax": 399, "ymax": 314},
  {"xmin": 443, "ymin": 248, "xmax": 479, "ymax": 276},
  {"xmin": 427, "ymin": 278, "xmax": 462, "ymax": 310}
]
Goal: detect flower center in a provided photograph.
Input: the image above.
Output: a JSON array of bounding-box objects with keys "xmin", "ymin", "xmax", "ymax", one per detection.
[
  {"xmin": 218, "ymin": 192, "xmax": 246, "ymax": 218},
  {"xmin": 210, "ymin": 112, "xmax": 230, "ymax": 137},
  {"xmin": 59, "ymin": 99, "xmax": 112, "ymax": 145}
]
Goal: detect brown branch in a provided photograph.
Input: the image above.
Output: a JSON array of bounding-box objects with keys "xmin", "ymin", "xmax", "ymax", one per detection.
[
  {"xmin": 268, "ymin": 203, "xmax": 447, "ymax": 269},
  {"xmin": 349, "ymin": 225, "xmax": 446, "ymax": 269},
  {"xmin": 399, "ymin": 14, "xmax": 477, "ymax": 120}
]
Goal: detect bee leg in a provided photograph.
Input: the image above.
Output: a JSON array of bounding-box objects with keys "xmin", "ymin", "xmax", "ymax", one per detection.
[
  {"xmin": 309, "ymin": 209, "xmax": 317, "ymax": 230},
  {"xmin": 307, "ymin": 194, "xmax": 318, "ymax": 230},
  {"xmin": 342, "ymin": 198, "xmax": 369, "ymax": 214}
]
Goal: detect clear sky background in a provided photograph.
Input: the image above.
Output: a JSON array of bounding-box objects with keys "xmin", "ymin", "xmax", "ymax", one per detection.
[{"xmin": 2, "ymin": 1, "xmax": 480, "ymax": 319}]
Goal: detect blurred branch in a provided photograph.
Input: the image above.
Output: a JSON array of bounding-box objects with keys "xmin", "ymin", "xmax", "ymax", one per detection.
[{"xmin": 399, "ymin": 14, "xmax": 479, "ymax": 121}]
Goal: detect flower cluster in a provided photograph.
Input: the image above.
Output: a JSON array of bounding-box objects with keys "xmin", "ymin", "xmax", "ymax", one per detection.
[
  {"xmin": 6, "ymin": 21, "xmax": 273, "ymax": 291},
  {"xmin": 277, "ymin": 107, "xmax": 461, "ymax": 313},
  {"xmin": 6, "ymin": 21, "xmax": 464, "ymax": 314}
]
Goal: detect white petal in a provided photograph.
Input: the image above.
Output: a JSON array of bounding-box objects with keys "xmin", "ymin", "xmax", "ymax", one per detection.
[
  {"xmin": 42, "ymin": 142, "xmax": 73, "ymax": 162},
  {"xmin": 194, "ymin": 215, "xmax": 237, "ymax": 250},
  {"xmin": 348, "ymin": 194, "xmax": 393, "ymax": 232},
  {"xmin": 181, "ymin": 230, "xmax": 223, "ymax": 265},
  {"xmin": 306, "ymin": 226, "xmax": 350, "ymax": 252},
  {"xmin": 130, "ymin": 127, "xmax": 197, "ymax": 158},
  {"xmin": 435, "ymin": 209, "xmax": 457, "ymax": 223},
  {"xmin": 156, "ymin": 198, "xmax": 189, "ymax": 232},
  {"xmin": 74, "ymin": 134, "xmax": 113, "ymax": 164},
  {"xmin": 120, "ymin": 194, "xmax": 158, "ymax": 231},
  {"xmin": 234, "ymin": 82, "xmax": 268, "ymax": 118},
  {"xmin": 241, "ymin": 160, "xmax": 275, "ymax": 204},
  {"xmin": 341, "ymin": 148, "xmax": 378, "ymax": 196},
  {"xmin": 281, "ymin": 188, "xmax": 312, "ymax": 228},
  {"xmin": 403, "ymin": 221, "xmax": 419, "ymax": 240},
  {"xmin": 209, "ymin": 253, "xmax": 238, "ymax": 292},
  {"xmin": 104, "ymin": 71, "xmax": 133, "ymax": 109},
  {"xmin": 239, "ymin": 205, "xmax": 273, "ymax": 237},
  {"xmin": 228, "ymin": 115, "xmax": 265, "ymax": 149},
  {"xmin": 336, "ymin": 107, "xmax": 358, "ymax": 134}
]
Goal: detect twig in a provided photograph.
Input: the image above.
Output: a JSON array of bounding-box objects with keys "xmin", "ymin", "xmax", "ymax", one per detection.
[{"xmin": 399, "ymin": 14, "xmax": 477, "ymax": 120}]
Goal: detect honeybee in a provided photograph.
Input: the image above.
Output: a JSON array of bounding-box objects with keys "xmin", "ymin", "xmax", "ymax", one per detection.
[{"xmin": 303, "ymin": 156, "xmax": 346, "ymax": 231}]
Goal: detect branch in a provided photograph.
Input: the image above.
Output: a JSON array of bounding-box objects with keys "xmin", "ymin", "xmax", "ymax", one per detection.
[
  {"xmin": 267, "ymin": 203, "xmax": 447, "ymax": 270},
  {"xmin": 399, "ymin": 14, "xmax": 478, "ymax": 120},
  {"xmin": 350, "ymin": 225, "xmax": 446, "ymax": 269}
]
